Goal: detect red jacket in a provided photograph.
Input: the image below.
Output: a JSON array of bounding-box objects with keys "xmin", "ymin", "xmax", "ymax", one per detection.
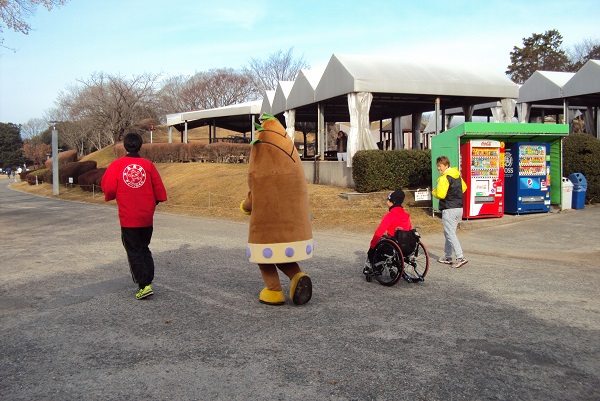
[
  {"xmin": 101, "ymin": 155, "xmax": 167, "ymax": 227},
  {"xmin": 369, "ymin": 206, "xmax": 412, "ymax": 249}
]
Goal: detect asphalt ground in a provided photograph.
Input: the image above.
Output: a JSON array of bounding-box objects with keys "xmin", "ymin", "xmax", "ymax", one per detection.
[{"xmin": 0, "ymin": 176, "xmax": 598, "ymax": 400}]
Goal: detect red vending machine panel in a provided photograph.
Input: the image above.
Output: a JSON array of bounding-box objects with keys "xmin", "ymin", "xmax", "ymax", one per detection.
[{"xmin": 460, "ymin": 139, "xmax": 504, "ymax": 219}]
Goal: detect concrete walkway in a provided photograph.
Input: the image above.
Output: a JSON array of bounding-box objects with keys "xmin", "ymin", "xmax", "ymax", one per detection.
[{"xmin": 1, "ymin": 177, "xmax": 598, "ymax": 400}]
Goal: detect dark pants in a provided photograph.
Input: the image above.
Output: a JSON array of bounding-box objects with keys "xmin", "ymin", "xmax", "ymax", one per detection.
[{"xmin": 121, "ymin": 226, "xmax": 155, "ymax": 288}]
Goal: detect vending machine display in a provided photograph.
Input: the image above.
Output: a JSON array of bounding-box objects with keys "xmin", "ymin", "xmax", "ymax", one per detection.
[
  {"xmin": 460, "ymin": 139, "xmax": 504, "ymax": 219},
  {"xmin": 503, "ymin": 142, "xmax": 551, "ymax": 214}
]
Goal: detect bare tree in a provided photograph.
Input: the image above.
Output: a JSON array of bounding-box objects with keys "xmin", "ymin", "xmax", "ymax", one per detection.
[
  {"xmin": 57, "ymin": 71, "xmax": 161, "ymax": 149},
  {"xmin": 0, "ymin": 0, "xmax": 68, "ymax": 49},
  {"xmin": 567, "ymin": 37, "xmax": 600, "ymax": 70},
  {"xmin": 244, "ymin": 47, "xmax": 310, "ymax": 92},
  {"xmin": 21, "ymin": 117, "xmax": 48, "ymax": 139},
  {"xmin": 187, "ymin": 68, "xmax": 257, "ymax": 109},
  {"xmin": 155, "ymin": 75, "xmax": 194, "ymax": 116}
]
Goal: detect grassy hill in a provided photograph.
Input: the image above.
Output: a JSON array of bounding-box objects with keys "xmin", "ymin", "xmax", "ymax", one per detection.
[{"xmin": 18, "ymin": 145, "xmax": 441, "ymax": 234}]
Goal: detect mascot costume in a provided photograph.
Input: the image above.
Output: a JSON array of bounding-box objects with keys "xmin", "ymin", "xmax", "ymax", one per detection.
[{"xmin": 240, "ymin": 114, "xmax": 314, "ymax": 306}]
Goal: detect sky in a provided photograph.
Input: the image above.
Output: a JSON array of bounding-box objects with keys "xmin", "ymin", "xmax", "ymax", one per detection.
[{"xmin": 1, "ymin": 0, "xmax": 599, "ymax": 127}]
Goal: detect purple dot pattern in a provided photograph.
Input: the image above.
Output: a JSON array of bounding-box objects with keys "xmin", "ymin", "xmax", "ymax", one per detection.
[
  {"xmin": 263, "ymin": 248, "xmax": 273, "ymax": 258},
  {"xmin": 306, "ymin": 244, "xmax": 313, "ymax": 255},
  {"xmin": 285, "ymin": 247, "xmax": 294, "ymax": 257}
]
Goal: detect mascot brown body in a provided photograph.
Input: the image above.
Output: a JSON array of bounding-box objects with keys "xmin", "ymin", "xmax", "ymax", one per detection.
[{"xmin": 240, "ymin": 114, "xmax": 313, "ymax": 306}]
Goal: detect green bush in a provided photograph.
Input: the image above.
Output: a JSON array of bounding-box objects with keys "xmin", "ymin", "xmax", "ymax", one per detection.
[
  {"xmin": 563, "ymin": 133, "xmax": 600, "ymax": 203},
  {"xmin": 352, "ymin": 149, "xmax": 432, "ymax": 193}
]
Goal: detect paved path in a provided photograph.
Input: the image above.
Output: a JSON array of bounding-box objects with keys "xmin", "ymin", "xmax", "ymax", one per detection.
[{"xmin": 1, "ymin": 177, "xmax": 598, "ymax": 400}]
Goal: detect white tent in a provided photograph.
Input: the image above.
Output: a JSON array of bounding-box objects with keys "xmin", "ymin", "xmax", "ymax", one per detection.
[{"xmin": 309, "ymin": 54, "xmax": 518, "ymax": 166}]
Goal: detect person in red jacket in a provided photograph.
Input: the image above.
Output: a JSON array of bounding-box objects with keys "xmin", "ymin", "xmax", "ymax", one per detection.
[
  {"xmin": 101, "ymin": 132, "xmax": 167, "ymax": 300},
  {"xmin": 364, "ymin": 190, "xmax": 412, "ymax": 274}
]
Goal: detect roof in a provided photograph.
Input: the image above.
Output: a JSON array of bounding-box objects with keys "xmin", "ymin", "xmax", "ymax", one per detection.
[
  {"xmin": 295, "ymin": 53, "xmax": 520, "ymax": 122},
  {"xmin": 562, "ymin": 59, "xmax": 600, "ymax": 105},
  {"xmin": 170, "ymin": 100, "xmax": 262, "ymax": 132},
  {"xmin": 270, "ymin": 81, "xmax": 294, "ymax": 116},
  {"xmin": 518, "ymin": 70, "xmax": 575, "ymax": 104},
  {"xmin": 283, "ymin": 69, "xmax": 324, "ymax": 113},
  {"xmin": 315, "ymin": 54, "xmax": 519, "ymax": 102},
  {"xmin": 260, "ymin": 90, "xmax": 275, "ymax": 115}
]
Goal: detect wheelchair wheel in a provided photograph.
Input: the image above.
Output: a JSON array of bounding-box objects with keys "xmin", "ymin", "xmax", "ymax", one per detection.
[
  {"xmin": 372, "ymin": 239, "xmax": 404, "ymax": 286},
  {"xmin": 402, "ymin": 242, "xmax": 430, "ymax": 282}
]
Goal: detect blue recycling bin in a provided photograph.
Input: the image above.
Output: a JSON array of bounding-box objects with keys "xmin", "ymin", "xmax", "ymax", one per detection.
[{"xmin": 568, "ymin": 173, "xmax": 587, "ymax": 209}]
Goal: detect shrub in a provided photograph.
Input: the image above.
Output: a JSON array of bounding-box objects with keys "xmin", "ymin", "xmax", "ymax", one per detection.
[
  {"xmin": 25, "ymin": 169, "xmax": 48, "ymax": 185},
  {"xmin": 187, "ymin": 142, "xmax": 209, "ymax": 162},
  {"xmin": 44, "ymin": 149, "xmax": 78, "ymax": 169},
  {"xmin": 206, "ymin": 143, "xmax": 251, "ymax": 163},
  {"xmin": 352, "ymin": 149, "xmax": 432, "ymax": 193},
  {"xmin": 563, "ymin": 133, "xmax": 600, "ymax": 203},
  {"xmin": 78, "ymin": 168, "xmax": 106, "ymax": 192},
  {"xmin": 41, "ymin": 161, "xmax": 97, "ymax": 185},
  {"xmin": 113, "ymin": 141, "xmax": 251, "ymax": 163},
  {"xmin": 59, "ymin": 161, "xmax": 98, "ymax": 185}
]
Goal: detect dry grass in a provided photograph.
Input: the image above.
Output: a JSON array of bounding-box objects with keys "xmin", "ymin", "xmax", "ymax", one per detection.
[{"xmin": 15, "ymin": 148, "xmax": 441, "ymax": 235}]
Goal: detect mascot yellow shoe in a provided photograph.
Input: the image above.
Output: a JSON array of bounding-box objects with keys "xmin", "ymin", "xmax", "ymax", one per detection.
[
  {"xmin": 290, "ymin": 272, "xmax": 312, "ymax": 305},
  {"xmin": 259, "ymin": 288, "xmax": 285, "ymax": 306},
  {"xmin": 241, "ymin": 114, "xmax": 314, "ymax": 306}
]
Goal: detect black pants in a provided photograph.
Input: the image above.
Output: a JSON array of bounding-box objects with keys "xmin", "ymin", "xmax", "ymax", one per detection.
[{"xmin": 121, "ymin": 226, "xmax": 154, "ymax": 288}]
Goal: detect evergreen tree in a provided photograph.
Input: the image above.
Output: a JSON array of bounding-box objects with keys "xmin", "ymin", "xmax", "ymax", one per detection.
[
  {"xmin": 506, "ymin": 29, "xmax": 571, "ymax": 84},
  {"xmin": 0, "ymin": 122, "xmax": 25, "ymax": 169}
]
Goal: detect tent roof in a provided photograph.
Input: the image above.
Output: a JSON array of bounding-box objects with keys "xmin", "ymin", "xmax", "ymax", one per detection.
[
  {"xmin": 281, "ymin": 69, "xmax": 324, "ymax": 114},
  {"xmin": 315, "ymin": 54, "xmax": 519, "ymax": 102},
  {"xmin": 270, "ymin": 81, "xmax": 294, "ymax": 116},
  {"xmin": 169, "ymin": 100, "xmax": 261, "ymax": 132},
  {"xmin": 296, "ymin": 53, "xmax": 519, "ymax": 122},
  {"xmin": 562, "ymin": 59, "xmax": 600, "ymax": 105},
  {"xmin": 518, "ymin": 70, "xmax": 575, "ymax": 104},
  {"xmin": 260, "ymin": 90, "xmax": 276, "ymax": 115}
]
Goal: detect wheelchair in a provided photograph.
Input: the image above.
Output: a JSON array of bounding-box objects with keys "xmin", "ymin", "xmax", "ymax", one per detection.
[{"xmin": 364, "ymin": 228, "xmax": 430, "ymax": 286}]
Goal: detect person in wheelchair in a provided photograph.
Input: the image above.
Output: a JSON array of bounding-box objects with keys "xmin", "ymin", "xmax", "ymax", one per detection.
[{"xmin": 364, "ymin": 190, "xmax": 412, "ymax": 274}]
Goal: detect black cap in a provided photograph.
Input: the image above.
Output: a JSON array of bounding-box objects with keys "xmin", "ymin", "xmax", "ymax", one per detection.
[{"xmin": 387, "ymin": 190, "xmax": 405, "ymax": 206}]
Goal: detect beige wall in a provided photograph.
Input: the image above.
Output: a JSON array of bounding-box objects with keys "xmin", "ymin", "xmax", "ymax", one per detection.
[{"xmin": 301, "ymin": 161, "xmax": 355, "ymax": 188}]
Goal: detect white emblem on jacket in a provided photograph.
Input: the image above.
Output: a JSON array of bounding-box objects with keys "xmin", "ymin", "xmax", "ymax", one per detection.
[{"xmin": 123, "ymin": 164, "xmax": 146, "ymax": 188}]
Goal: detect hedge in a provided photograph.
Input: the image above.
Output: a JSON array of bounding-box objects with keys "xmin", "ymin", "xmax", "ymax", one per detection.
[
  {"xmin": 40, "ymin": 161, "xmax": 97, "ymax": 185},
  {"xmin": 24, "ymin": 169, "xmax": 48, "ymax": 185},
  {"xmin": 113, "ymin": 142, "xmax": 251, "ymax": 163},
  {"xmin": 352, "ymin": 149, "xmax": 432, "ymax": 193},
  {"xmin": 44, "ymin": 149, "xmax": 78, "ymax": 169},
  {"xmin": 77, "ymin": 168, "xmax": 106, "ymax": 192},
  {"xmin": 563, "ymin": 133, "xmax": 600, "ymax": 203}
]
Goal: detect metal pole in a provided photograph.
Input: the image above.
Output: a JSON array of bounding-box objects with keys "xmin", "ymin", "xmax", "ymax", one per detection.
[{"xmin": 52, "ymin": 125, "xmax": 59, "ymax": 195}]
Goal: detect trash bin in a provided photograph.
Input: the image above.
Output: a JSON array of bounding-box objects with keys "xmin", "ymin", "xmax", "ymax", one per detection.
[
  {"xmin": 568, "ymin": 173, "xmax": 587, "ymax": 209},
  {"xmin": 561, "ymin": 177, "xmax": 573, "ymax": 210}
]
